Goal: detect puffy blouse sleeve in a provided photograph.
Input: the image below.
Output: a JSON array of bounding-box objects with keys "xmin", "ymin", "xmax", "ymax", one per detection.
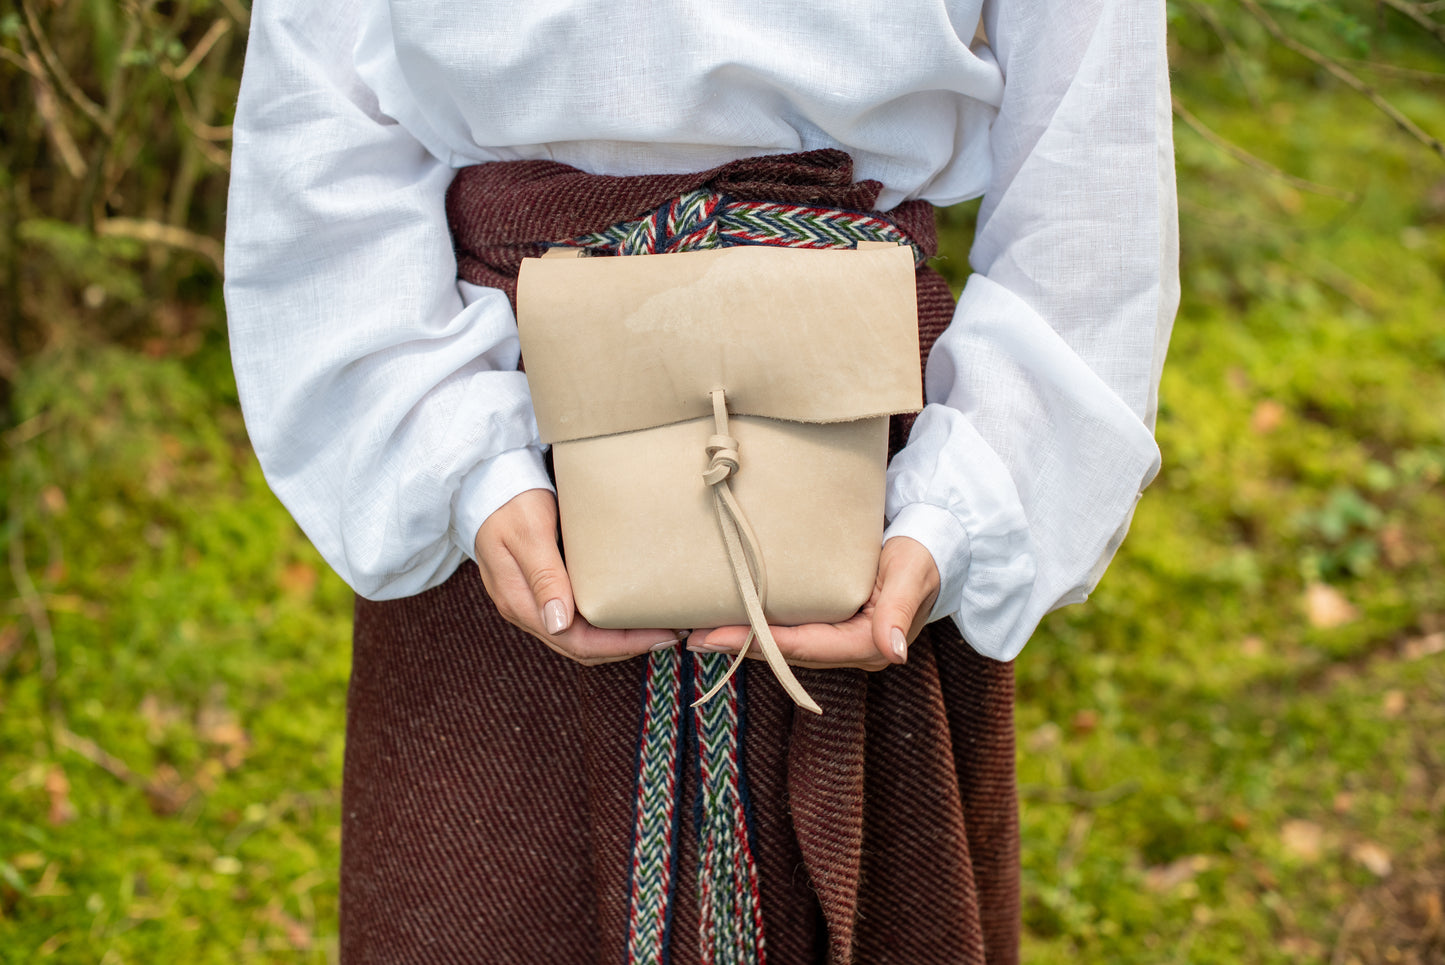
[
  {"xmin": 224, "ymin": 0, "xmax": 552, "ymax": 599},
  {"xmin": 883, "ymin": 0, "xmax": 1180, "ymax": 660}
]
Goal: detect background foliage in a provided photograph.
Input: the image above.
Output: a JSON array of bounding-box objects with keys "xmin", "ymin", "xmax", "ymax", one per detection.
[{"xmin": 2, "ymin": 0, "xmax": 1443, "ymax": 961}]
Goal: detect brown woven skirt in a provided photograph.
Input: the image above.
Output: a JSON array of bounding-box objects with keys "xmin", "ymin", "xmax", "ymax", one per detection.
[{"xmin": 340, "ymin": 151, "xmax": 1020, "ymax": 965}]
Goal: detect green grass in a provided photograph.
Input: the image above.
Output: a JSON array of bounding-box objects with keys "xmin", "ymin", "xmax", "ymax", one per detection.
[{"xmin": 3, "ymin": 58, "xmax": 1445, "ymax": 965}]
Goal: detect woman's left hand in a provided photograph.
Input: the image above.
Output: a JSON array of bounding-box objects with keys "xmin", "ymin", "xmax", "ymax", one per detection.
[{"xmin": 691, "ymin": 536, "xmax": 941, "ymax": 671}]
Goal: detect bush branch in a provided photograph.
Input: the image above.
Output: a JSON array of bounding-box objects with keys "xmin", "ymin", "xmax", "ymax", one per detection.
[
  {"xmin": 1172, "ymin": 96, "xmax": 1358, "ymax": 200},
  {"xmin": 96, "ymin": 217, "xmax": 224, "ymax": 272},
  {"xmin": 163, "ymin": 19, "xmax": 233, "ymax": 83},
  {"xmin": 1379, "ymin": 0, "xmax": 1445, "ymax": 46},
  {"xmin": 17, "ymin": 0, "xmax": 111, "ymax": 136},
  {"xmin": 1242, "ymin": 0, "xmax": 1445, "ymax": 161}
]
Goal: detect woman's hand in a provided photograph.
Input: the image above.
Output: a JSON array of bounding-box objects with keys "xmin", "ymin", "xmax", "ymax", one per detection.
[
  {"xmin": 691, "ymin": 536, "xmax": 941, "ymax": 670},
  {"xmin": 474, "ymin": 489, "xmax": 680, "ymax": 665}
]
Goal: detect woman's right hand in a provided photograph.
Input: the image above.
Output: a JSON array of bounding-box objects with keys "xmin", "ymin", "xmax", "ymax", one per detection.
[{"xmin": 474, "ymin": 489, "xmax": 680, "ymax": 665}]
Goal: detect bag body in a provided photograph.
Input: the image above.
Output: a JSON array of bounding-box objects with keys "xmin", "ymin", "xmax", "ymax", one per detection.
[{"xmin": 517, "ymin": 242, "xmax": 922, "ymax": 633}]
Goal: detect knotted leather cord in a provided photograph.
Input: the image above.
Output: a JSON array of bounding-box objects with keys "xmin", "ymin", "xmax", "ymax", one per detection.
[
  {"xmin": 694, "ymin": 390, "xmax": 822, "ymax": 715},
  {"xmin": 556, "ymin": 187, "xmax": 920, "ymax": 965}
]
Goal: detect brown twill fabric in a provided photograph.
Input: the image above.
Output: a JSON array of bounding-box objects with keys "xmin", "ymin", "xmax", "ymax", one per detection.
[{"xmin": 341, "ymin": 149, "xmax": 1020, "ymax": 964}]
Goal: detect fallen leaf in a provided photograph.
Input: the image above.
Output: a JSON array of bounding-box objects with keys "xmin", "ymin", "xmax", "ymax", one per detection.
[
  {"xmin": 1305, "ymin": 583, "xmax": 1358, "ymax": 629},
  {"xmin": 1279, "ymin": 937, "xmax": 1326, "ymax": 958},
  {"xmin": 1251, "ymin": 400, "xmax": 1286, "ymax": 434},
  {"xmin": 197, "ymin": 689, "xmax": 250, "ymax": 771},
  {"xmin": 39, "ymin": 486, "xmax": 67, "ymax": 515},
  {"xmin": 278, "ymin": 561, "xmax": 318, "ymax": 597},
  {"xmin": 1144, "ymin": 855, "xmax": 1212, "ymax": 892},
  {"xmin": 1381, "ymin": 690, "xmax": 1406, "ymax": 718},
  {"xmin": 0, "ymin": 624, "xmax": 19, "ymax": 659},
  {"xmin": 138, "ymin": 693, "xmax": 185, "ymax": 742},
  {"xmin": 144, "ymin": 764, "xmax": 194, "ymax": 816},
  {"xmin": 1333, "ymin": 791, "xmax": 1355, "ymax": 815},
  {"xmin": 265, "ymin": 906, "xmax": 314, "ymax": 951},
  {"xmin": 44, "ymin": 766, "xmax": 74, "ymax": 826},
  {"xmin": 1349, "ymin": 841, "xmax": 1392, "ymax": 877},
  {"xmin": 1281, "ymin": 819, "xmax": 1325, "ymax": 862},
  {"xmin": 1378, "ymin": 525, "xmax": 1412, "ymax": 568},
  {"xmin": 1070, "ymin": 709, "xmax": 1099, "ymax": 736},
  {"xmin": 1239, "ymin": 636, "xmax": 1265, "ymax": 657},
  {"xmin": 1402, "ymin": 632, "xmax": 1445, "ymax": 660},
  {"xmin": 1421, "ymin": 890, "xmax": 1442, "ymax": 927},
  {"xmin": 1026, "ymin": 723, "xmax": 1061, "ymax": 753}
]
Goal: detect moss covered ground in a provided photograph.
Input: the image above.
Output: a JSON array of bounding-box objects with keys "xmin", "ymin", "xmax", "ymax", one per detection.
[{"xmin": 3, "ymin": 45, "xmax": 1443, "ymax": 965}]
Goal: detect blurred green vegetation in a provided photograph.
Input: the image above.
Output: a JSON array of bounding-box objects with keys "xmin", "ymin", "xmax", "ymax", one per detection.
[{"xmin": 2, "ymin": 0, "xmax": 1444, "ymax": 962}]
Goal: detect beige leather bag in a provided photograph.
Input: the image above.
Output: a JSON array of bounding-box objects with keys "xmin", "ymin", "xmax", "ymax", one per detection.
[{"xmin": 516, "ymin": 243, "xmax": 922, "ymax": 713}]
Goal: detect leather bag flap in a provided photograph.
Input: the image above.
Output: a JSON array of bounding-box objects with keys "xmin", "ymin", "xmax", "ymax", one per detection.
[{"xmin": 517, "ymin": 244, "xmax": 922, "ymax": 443}]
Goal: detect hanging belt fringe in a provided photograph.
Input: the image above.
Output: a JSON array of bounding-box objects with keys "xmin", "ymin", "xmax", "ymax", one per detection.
[{"xmin": 568, "ymin": 191, "xmax": 916, "ymax": 964}]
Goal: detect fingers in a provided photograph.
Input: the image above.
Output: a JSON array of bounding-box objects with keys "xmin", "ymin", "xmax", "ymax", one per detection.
[
  {"xmin": 475, "ymin": 490, "xmax": 677, "ymax": 665},
  {"xmin": 502, "ymin": 500, "xmax": 575, "ymax": 636},
  {"xmin": 693, "ymin": 537, "xmax": 942, "ymax": 672},
  {"xmin": 870, "ymin": 536, "xmax": 940, "ymax": 665},
  {"xmin": 696, "ymin": 616, "xmax": 888, "ymax": 671}
]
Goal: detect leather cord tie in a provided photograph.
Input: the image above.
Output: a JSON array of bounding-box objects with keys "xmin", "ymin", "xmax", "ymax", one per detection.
[{"xmin": 695, "ymin": 389, "xmax": 823, "ymax": 714}]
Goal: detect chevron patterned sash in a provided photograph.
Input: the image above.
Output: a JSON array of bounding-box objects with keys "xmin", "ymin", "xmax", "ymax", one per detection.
[{"xmin": 561, "ymin": 190, "xmax": 915, "ymax": 965}]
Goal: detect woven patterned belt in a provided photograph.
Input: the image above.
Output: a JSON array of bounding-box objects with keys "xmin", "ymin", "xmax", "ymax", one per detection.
[{"xmin": 558, "ymin": 189, "xmax": 917, "ymax": 965}]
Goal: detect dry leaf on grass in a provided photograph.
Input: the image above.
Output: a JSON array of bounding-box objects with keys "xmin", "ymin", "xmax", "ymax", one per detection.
[
  {"xmin": 144, "ymin": 763, "xmax": 195, "ymax": 816},
  {"xmin": 44, "ymin": 766, "xmax": 75, "ymax": 826},
  {"xmin": 278, "ymin": 561, "xmax": 318, "ymax": 597},
  {"xmin": 1402, "ymin": 633, "xmax": 1444, "ymax": 660},
  {"xmin": 265, "ymin": 906, "xmax": 314, "ymax": 951},
  {"xmin": 1251, "ymin": 400, "xmax": 1286, "ymax": 434},
  {"xmin": 1281, "ymin": 819, "xmax": 1325, "ymax": 862},
  {"xmin": 1305, "ymin": 583, "xmax": 1357, "ymax": 629},
  {"xmin": 1144, "ymin": 855, "xmax": 1212, "ymax": 893},
  {"xmin": 1350, "ymin": 841, "xmax": 1393, "ymax": 877}
]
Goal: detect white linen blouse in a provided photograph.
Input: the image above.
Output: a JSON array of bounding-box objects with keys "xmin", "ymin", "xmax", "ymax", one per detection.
[{"xmin": 224, "ymin": 0, "xmax": 1179, "ymax": 662}]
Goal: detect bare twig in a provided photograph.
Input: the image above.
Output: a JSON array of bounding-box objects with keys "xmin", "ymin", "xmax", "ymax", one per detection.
[
  {"xmin": 1242, "ymin": 0, "xmax": 1445, "ymax": 161},
  {"xmin": 16, "ymin": 0, "xmax": 111, "ymax": 135},
  {"xmin": 7, "ymin": 501, "xmax": 59, "ymax": 720},
  {"xmin": 1329, "ymin": 901, "xmax": 1372, "ymax": 965},
  {"xmin": 96, "ymin": 217, "xmax": 224, "ymax": 271},
  {"xmin": 172, "ymin": 82, "xmax": 233, "ymax": 143},
  {"xmin": 27, "ymin": 58, "xmax": 88, "ymax": 180},
  {"xmin": 78, "ymin": 5, "xmax": 150, "ymax": 229},
  {"xmin": 1019, "ymin": 779, "xmax": 1140, "ymax": 808},
  {"xmin": 1185, "ymin": 0, "xmax": 1262, "ymax": 109},
  {"xmin": 55, "ymin": 728, "xmax": 143, "ymax": 786},
  {"xmin": 0, "ymin": 44, "xmax": 43, "ymax": 77},
  {"xmin": 216, "ymin": 0, "xmax": 251, "ymax": 30},
  {"xmin": 1341, "ymin": 57, "xmax": 1445, "ymax": 84},
  {"xmin": 1172, "ymin": 96, "xmax": 1358, "ymax": 201},
  {"xmin": 162, "ymin": 19, "xmax": 232, "ymax": 83},
  {"xmin": 1379, "ymin": 0, "xmax": 1445, "ymax": 45}
]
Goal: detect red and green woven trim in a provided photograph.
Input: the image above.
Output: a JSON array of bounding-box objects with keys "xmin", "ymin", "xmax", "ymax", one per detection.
[
  {"xmin": 560, "ymin": 188, "xmax": 923, "ymax": 264},
  {"xmin": 625, "ymin": 646, "xmax": 685, "ymax": 965},
  {"xmin": 573, "ymin": 192, "xmax": 898, "ymax": 963},
  {"xmin": 693, "ymin": 652, "xmax": 766, "ymax": 965}
]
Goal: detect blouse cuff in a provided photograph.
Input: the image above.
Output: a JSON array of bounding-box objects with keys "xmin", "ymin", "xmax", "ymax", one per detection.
[
  {"xmin": 885, "ymin": 403, "xmax": 1038, "ymax": 661},
  {"xmin": 882, "ymin": 501, "xmax": 971, "ymax": 627},
  {"xmin": 450, "ymin": 445, "xmax": 556, "ymax": 561}
]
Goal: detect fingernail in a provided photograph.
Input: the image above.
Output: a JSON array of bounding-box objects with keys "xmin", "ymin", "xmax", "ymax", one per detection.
[
  {"xmin": 890, "ymin": 627, "xmax": 908, "ymax": 662},
  {"xmin": 650, "ymin": 637, "xmax": 681, "ymax": 652},
  {"xmin": 543, "ymin": 599, "xmax": 568, "ymax": 635},
  {"xmin": 688, "ymin": 643, "xmax": 728, "ymax": 654}
]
